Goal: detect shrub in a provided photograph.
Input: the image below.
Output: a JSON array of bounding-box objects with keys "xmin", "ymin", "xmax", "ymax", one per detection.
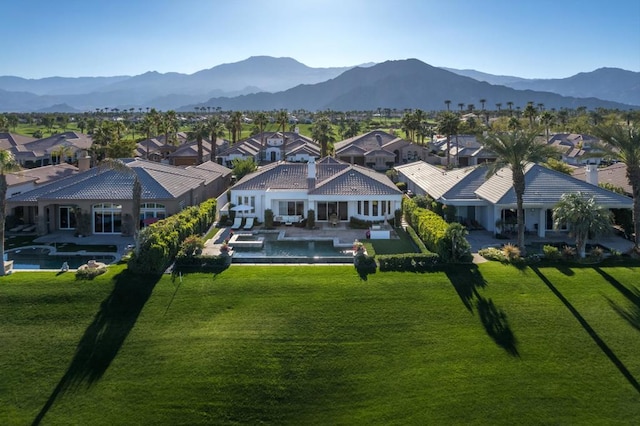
[
  {"xmin": 588, "ymin": 246, "xmax": 605, "ymax": 262},
  {"xmin": 264, "ymin": 209, "xmax": 274, "ymax": 229},
  {"xmin": 562, "ymin": 245, "xmax": 577, "ymax": 260},
  {"xmin": 394, "ymin": 209, "xmax": 403, "ymax": 227},
  {"xmin": 76, "ymin": 264, "xmax": 107, "ymax": 280},
  {"xmin": 502, "ymin": 243, "xmax": 521, "ymax": 261},
  {"xmin": 542, "ymin": 244, "xmax": 561, "ymax": 260},
  {"xmin": 306, "ymin": 209, "xmax": 315, "ymax": 229},
  {"xmin": 405, "ymin": 225, "xmax": 430, "ymax": 254},
  {"xmin": 350, "ymin": 216, "xmax": 374, "ymax": 229},
  {"xmin": 396, "ymin": 182, "xmax": 407, "ymax": 192},
  {"xmin": 354, "ymin": 252, "xmax": 377, "ymax": 275},
  {"xmin": 174, "ymin": 254, "xmax": 230, "ymax": 273},
  {"xmin": 478, "ymin": 247, "xmax": 507, "ymax": 262},
  {"xmin": 178, "ymin": 235, "xmax": 205, "ymax": 257},
  {"xmin": 377, "ymin": 253, "xmax": 441, "ymax": 272}
]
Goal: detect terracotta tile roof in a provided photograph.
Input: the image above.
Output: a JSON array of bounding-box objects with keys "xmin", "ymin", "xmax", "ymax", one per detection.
[{"xmin": 572, "ymin": 163, "xmax": 632, "ymax": 195}]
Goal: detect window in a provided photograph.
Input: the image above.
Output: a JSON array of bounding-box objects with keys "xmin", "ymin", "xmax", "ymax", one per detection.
[
  {"xmin": 364, "ymin": 201, "xmax": 369, "ymax": 216},
  {"xmin": 278, "ymin": 201, "xmax": 304, "ymax": 216},
  {"xmin": 93, "ymin": 203, "xmax": 122, "ymax": 234},
  {"xmin": 59, "ymin": 206, "xmax": 76, "ymax": 230},
  {"xmin": 140, "ymin": 203, "xmax": 166, "ymax": 226}
]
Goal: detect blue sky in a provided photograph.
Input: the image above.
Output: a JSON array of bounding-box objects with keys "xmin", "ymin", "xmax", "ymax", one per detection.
[{"xmin": 4, "ymin": 0, "xmax": 639, "ymax": 79}]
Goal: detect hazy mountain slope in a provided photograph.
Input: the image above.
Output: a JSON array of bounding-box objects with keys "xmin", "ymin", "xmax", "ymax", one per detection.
[{"xmin": 189, "ymin": 59, "xmax": 634, "ymax": 112}]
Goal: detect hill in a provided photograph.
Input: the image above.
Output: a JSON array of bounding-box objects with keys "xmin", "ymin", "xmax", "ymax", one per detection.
[{"xmin": 187, "ymin": 59, "xmax": 636, "ymax": 112}]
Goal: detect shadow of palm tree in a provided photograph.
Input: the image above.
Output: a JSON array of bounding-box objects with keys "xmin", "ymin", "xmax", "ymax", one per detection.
[
  {"xmin": 33, "ymin": 270, "xmax": 160, "ymax": 425},
  {"xmin": 594, "ymin": 267, "xmax": 640, "ymax": 333},
  {"xmin": 531, "ymin": 266, "xmax": 640, "ymax": 394},
  {"xmin": 444, "ymin": 264, "xmax": 487, "ymax": 312},
  {"xmin": 476, "ymin": 295, "xmax": 519, "ymax": 356}
]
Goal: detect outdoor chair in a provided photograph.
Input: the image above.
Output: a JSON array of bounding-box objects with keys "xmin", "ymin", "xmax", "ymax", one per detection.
[
  {"xmin": 231, "ymin": 217, "xmax": 243, "ymax": 230},
  {"xmin": 243, "ymin": 217, "xmax": 255, "ymax": 230}
]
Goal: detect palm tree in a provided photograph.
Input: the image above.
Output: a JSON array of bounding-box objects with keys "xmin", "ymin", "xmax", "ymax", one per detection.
[
  {"xmin": 188, "ymin": 121, "xmax": 209, "ymax": 165},
  {"xmin": 98, "ymin": 159, "xmax": 142, "ymax": 238},
  {"xmin": 540, "ymin": 111, "xmax": 555, "ymax": 142},
  {"xmin": 592, "ymin": 124, "xmax": 640, "ymax": 248},
  {"xmin": 444, "ymin": 100, "xmax": 451, "ymax": 111},
  {"xmin": 276, "ymin": 110, "xmax": 289, "ymax": 158},
  {"xmin": 205, "ymin": 116, "xmax": 226, "ymax": 162},
  {"xmin": 495, "ymin": 103, "xmax": 502, "ymax": 113},
  {"xmin": 311, "ymin": 115, "xmax": 336, "ymax": 157},
  {"xmin": 506, "ymin": 101, "xmax": 514, "ymax": 116},
  {"xmin": 480, "ymin": 128, "xmax": 559, "ymax": 254},
  {"xmin": 253, "ymin": 112, "xmax": 269, "ymax": 162},
  {"xmin": 523, "ymin": 103, "xmax": 538, "ymax": 128},
  {"xmin": 437, "ymin": 111, "xmax": 460, "ymax": 167},
  {"xmin": 457, "ymin": 103, "xmax": 465, "ymax": 112},
  {"xmin": 553, "ymin": 192, "xmax": 612, "ymax": 258},
  {"xmin": 0, "ymin": 150, "xmax": 19, "ymax": 275}
]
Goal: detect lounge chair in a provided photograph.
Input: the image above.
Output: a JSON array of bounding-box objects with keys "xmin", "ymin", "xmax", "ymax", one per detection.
[
  {"xmin": 9, "ymin": 224, "xmax": 26, "ymax": 232},
  {"xmin": 22, "ymin": 224, "xmax": 37, "ymax": 233},
  {"xmin": 243, "ymin": 217, "xmax": 255, "ymax": 230},
  {"xmin": 231, "ymin": 217, "xmax": 243, "ymax": 230}
]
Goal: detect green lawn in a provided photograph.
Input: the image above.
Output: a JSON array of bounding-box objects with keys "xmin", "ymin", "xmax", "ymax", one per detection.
[{"xmin": 1, "ymin": 263, "xmax": 639, "ymax": 425}]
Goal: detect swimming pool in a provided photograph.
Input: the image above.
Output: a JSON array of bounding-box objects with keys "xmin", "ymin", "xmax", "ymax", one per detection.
[
  {"xmin": 231, "ymin": 233, "xmax": 354, "ymax": 263},
  {"xmin": 6, "ymin": 247, "xmax": 116, "ymax": 270}
]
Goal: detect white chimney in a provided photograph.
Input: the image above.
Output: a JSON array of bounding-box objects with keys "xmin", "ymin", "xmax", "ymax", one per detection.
[
  {"xmin": 585, "ymin": 164, "xmax": 598, "ymax": 186},
  {"xmin": 307, "ymin": 157, "xmax": 316, "ymax": 189},
  {"xmin": 78, "ymin": 152, "xmax": 91, "ymax": 172}
]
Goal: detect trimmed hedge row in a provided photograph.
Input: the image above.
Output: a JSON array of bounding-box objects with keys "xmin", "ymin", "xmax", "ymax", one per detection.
[
  {"xmin": 377, "ymin": 253, "xmax": 441, "ymax": 272},
  {"xmin": 128, "ymin": 199, "xmax": 217, "ymax": 275},
  {"xmin": 174, "ymin": 254, "xmax": 230, "ymax": 273},
  {"xmin": 404, "ymin": 224, "xmax": 430, "ymax": 254}
]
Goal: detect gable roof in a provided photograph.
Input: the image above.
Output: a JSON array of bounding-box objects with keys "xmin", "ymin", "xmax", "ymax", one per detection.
[
  {"xmin": 334, "ymin": 130, "xmax": 399, "ymax": 154},
  {"xmin": 395, "ymin": 161, "xmax": 487, "ymax": 201},
  {"xmin": 572, "ymin": 162, "xmax": 632, "ymax": 195},
  {"xmin": 0, "ymin": 132, "xmax": 37, "ymax": 150}
]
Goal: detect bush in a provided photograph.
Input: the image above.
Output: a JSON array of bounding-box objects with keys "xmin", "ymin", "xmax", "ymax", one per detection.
[
  {"xmin": 588, "ymin": 246, "xmax": 605, "ymax": 262},
  {"xmin": 478, "ymin": 247, "xmax": 507, "ymax": 262},
  {"xmin": 178, "ymin": 235, "xmax": 205, "ymax": 257},
  {"xmin": 562, "ymin": 245, "xmax": 577, "ymax": 260},
  {"xmin": 76, "ymin": 264, "xmax": 107, "ymax": 280},
  {"xmin": 354, "ymin": 252, "xmax": 377, "ymax": 275},
  {"xmin": 306, "ymin": 209, "xmax": 315, "ymax": 229},
  {"xmin": 264, "ymin": 209, "xmax": 274, "ymax": 229},
  {"xmin": 396, "ymin": 182, "xmax": 407, "ymax": 192},
  {"xmin": 502, "ymin": 243, "xmax": 521, "ymax": 261},
  {"xmin": 174, "ymin": 254, "xmax": 230, "ymax": 273},
  {"xmin": 377, "ymin": 253, "xmax": 441, "ymax": 272},
  {"xmin": 542, "ymin": 244, "xmax": 561, "ymax": 260}
]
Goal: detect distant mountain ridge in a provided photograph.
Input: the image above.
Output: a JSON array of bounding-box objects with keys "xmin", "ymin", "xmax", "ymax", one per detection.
[
  {"xmin": 443, "ymin": 66, "xmax": 640, "ymax": 106},
  {"xmin": 0, "ymin": 56, "xmax": 637, "ymax": 112},
  {"xmin": 186, "ymin": 59, "xmax": 635, "ymax": 112}
]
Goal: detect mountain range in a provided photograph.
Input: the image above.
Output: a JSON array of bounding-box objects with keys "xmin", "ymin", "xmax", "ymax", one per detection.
[{"xmin": 0, "ymin": 56, "xmax": 638, "ymax": 113}]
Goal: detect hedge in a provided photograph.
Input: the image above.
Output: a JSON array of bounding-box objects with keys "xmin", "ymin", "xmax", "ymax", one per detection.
[
  {"xmin": 377, "ymin": 253, "xmax": 441, "ymax": 272},
  {"xmin": 174, "ymin": 254, "xmax": 230, "ymax": 273},
  {"xmin": 128, "ymin": 199, "xmax": 217, "ymax": 275}
]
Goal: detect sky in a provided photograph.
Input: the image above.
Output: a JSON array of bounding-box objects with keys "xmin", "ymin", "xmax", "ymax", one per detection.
[{"xmin": 3, "ymin": 0, "xmax": 639, "ymax": 80}]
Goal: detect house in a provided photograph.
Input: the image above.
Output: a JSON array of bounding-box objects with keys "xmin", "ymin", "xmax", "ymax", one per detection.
[
  {"xmin": 0, "ymin": 132, "xmax": 37, "ymax": 152},
  {"xmin": 334, "ymin": 130, "xmax": 427, "ymax": 170},
  {"xmin": 547, "ymin": 133, "xmax": 602, "ymax": 166},
  {"xmin": 6, "ymin": 163, "xmax": 79, "ymax": 199},
  {"xmin": 216, "ymin": 131, "xmax": 318, "ymax": 166},
  {"xmin": 396, "ymin": 161, "xmax": 632, "ymax": 237},
  {"xmin": 6, "ymin": 158, "xmax": 232, "ymax": 237},
  {"xmin": 430, "ymin": 134, "xmax": 497, "ymax": 167},
  {"xmin": 5, "ymin": 131, "xmax": 92, "ymax": 168},
  {"xmin": 572, "ymin": 162, "xmax": 632, "ymax": 196},
  {"xmin": 228, "ymin": 157, "xmax": 403, "ymax": 225}
]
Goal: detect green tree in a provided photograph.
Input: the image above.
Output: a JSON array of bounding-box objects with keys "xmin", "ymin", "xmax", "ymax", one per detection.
[
  {"xmin": 231, "ymin": 157, "xmax": 257, "ymax": 180},
  {"xmin": 523, "ymin": 103, "xmax": 538, "ymax": 128},
  {"xmin": 188, "ymin": 121, "xmax": 210, "ymax": 165},
  {"xmin": 311, "ymin": 115, "xmax": 336, "ymax": 158},
  {"xmin": 107, "ymin": 138, "xmax": 137, "ymax": 159},
  {"xmin": 480, "ymin": 128, "xmax": 559, "ymax": 254},
  {"xmin": 0, "ymin": 150, "xmax": 19, "ymax": 275},
  {"xmin": 437, "ymin": 111, "xmax": 460, "ymax": 167},
  {"xmin": 540, "ymin": 110, "xmax": 555, "ymax": 141},
  {"xmin": 553, "ymin": 192, "xmax": 612, "ymax": 258},
  {"xmin": 592, "ymin": 124, "xmax": 640, "ymax": 248},
  {"xmin": 0, "ymin": 115, "xmax": 8, "ymax": 132},
  {"xmin": 276, "ymin": 110, "xmax": 289, "ymax": 156},
  {"xmin": 253, "ymin": 112, "xmax": 269, "ymax": 162},
  {"xmin": 542, "ymin": 157, "xmax": 573, "ymax": 175},
  {"xmin": 206, "ymin": 116, "xmax": 226, "ymax": 162}
]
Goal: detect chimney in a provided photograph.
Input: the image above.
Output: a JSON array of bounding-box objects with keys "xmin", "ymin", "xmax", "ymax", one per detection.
[
  {"xmin": 78, "ymin": 151, "xmax": 91, "ymax": 172},
  {"xmin": 307, "ymin": 157, "xmax": 316, "ymax": 190},
  {"xmin": 585, "ymin": 164, "xmax": 598, "ymax": 186}
]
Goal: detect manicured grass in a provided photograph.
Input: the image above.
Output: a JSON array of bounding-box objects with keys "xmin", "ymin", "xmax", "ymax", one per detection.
[
  {"xmin": 368, "ymin": 227, "xmax": 419, "ymax": 254},
  {"xmin": 1, "ymin": 263, "xmax": 639, "ymax": 424}
]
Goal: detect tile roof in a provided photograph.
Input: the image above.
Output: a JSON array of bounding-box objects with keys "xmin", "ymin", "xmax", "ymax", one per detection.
[
  {"xmin": 0, "ymin": 132, "xmax": 36, "ymax": 150},
  {"xmin": 232, "ymin": 158, "xmax": 401, "ymax": 196},
  {"xmin": 7, "ymin": 158, "xmax": 210, "ymax": 203},
  {"xmin": 395, "ymin": 161, "xmax": 486, "ymax": 200},
  {"xmin": 6, "ymin": 163, "xmax": 78, "ymax": 187},
  {"xmin": 334, "ymin": 130, "xmax": 398, "ymax": 154},
  {"xmin": 572, "ymin": 163, "xmax": 632, "ymax": 195},
  {"xmin": 476, "ymin": 163, "xmax": 632, "ymax": 207}
]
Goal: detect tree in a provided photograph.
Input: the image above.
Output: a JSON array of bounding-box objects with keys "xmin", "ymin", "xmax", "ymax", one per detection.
[
  {"xmin": 0, "ymin": 115, "xmax": 8, "ymax": 132},
  {"xmin": 592, "ymin": 124, "xmax": 640, "ymax": 248},
  {"xmin": 540, "ymin": 110, "xmax": 555, "ymax": 142},
  {"xmin": 231, "ymin": 157, "xmax": 257, "ymax": 180},
  {"xmin": 276, "ymin": 110, "xmax": 289, "ymax": 157},
  {"xmin": 160, "ymin": 110, "xmax": 179, "ymax": 145},
  {"xmin": 206, "ymin": 116, "xmax": 226, "ymax": 162},
  {"xmin": 253, "ymin": 112, "xmax": 269, "ymax": 162},
  {"xmin": 229, "ymin": 111, "xmax": 243, "ymax": 145},
  {"xmin": 523, "ymin": 103, "xmax": 538, "ymax": 128},
  {"xmin": 311, "ymin": 115, "xmax": 336, "ymax": 157},
  {"xmin": 480, "ymin": 128, "xmax": 559, "ymax": 255},
  {"xmin": 437, "ymin": 111, "xmax": 460, "ymax": 167},
  {"xmin": 444, "ymin": 100, "xmax": 451, "ymax": 111},
  {"xmin": 553, "ymin": 192, "xmax": 612, "ymax": 258},
  {"xmin": 0, "ymin": 150, "xmax": 19, "ymax": 275},
  {"xmin": 98, "ymin": 159, "xmax": 141, "ymax": 238},
  {"xmin": 188, "ymin": 121, "xmax": 209, "ymax": 165},
  {"xmin": 543, "ymin": 157, "xmax": 573, "ymax": 175}
]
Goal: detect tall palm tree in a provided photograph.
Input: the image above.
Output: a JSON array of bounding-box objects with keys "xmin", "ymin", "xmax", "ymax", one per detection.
[
  {"xmin": 506, "ymin": 101, "xmax": 514, "ymax": 116},
  {"xmin": 98, "ymin": 159, "xmax": 142, "ymax": 238},
  {"xmin": 0, "ymin": 151, "xmax": 19, "ymax": 275},
  {"xmin": 311, "ymin": 115, "xmax": 336, "ymax": 158},
  {"xmin": 205, "ymin": 116, "xmax": 226, "ymax": 162},
  {"xmin": 276, "ymin": 110, "xmax": 289, "ymax": 159},
  {"xmin": 523, "ymin": 103, "xmax": 538, "ymax": 128},
  {"xmin": 253, "ymin": 112, "xmax": 269, "ymax": 162},
  {"xmin": 553, "ymin": 192, "xmax": 612, "ymax": 258},
  {"xmin": 480, "ymin": 128, "xmax": 559, "ymax": 254},
  {"xmin": 495, "ymin": 103, "xmax": 502, "ymax": 113},
  {"xmin": 479, "ymin": 99, "xmax": 487, "ymax": 111},
  {"xmin": 437, "ymin": 111, "xmax": 460, "ymax": 167},
  {"xmin": 593, "ymin": 124, "xmax": 640, "ymax": 248},
  {"xmin": 540, "ymin": 111, "xmax": 555, "ymax": 142},
  {"xmin": 444, "ymin": 100, "xmax": 451, "ymax": 111},
  {"xmin": 188, "ymin": 121, "xmax": 210, "ymax": 165}
]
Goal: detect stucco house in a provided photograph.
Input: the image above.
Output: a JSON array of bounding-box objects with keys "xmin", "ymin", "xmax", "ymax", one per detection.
[
  {"xmin": 6, "ymin": 163, "xmax": 79, "ymax": 199},
  {"xmin": 334, "ymin": 130, "xmax": 427, "ymax": 170},
  {"xmin": 6, "ymin": 158, "xmax": 232, "ymax": 236},
  {"xmin": 216, "ymin": 131, "xmax": 318, "ymax": 167},
  {"xmin": 430, "ymin": 134, "xmax": 497, "ymax": 167},
  {"xmin": 4, "ymin": 131, "xmax": 92, "ymax": 168},
  {"xmin": 396, "ymin": 161, "xmax": 632, "ymax": 237},
  {"xmin": 547, "ymin": 133, "xmax": 603, "ymax": 166},
  {"xmin": 228, "ymin": 157, "xmax": 403, "ymax": 225}
]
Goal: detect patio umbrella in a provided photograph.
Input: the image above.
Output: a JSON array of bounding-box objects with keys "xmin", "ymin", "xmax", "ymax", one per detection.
[{"xmin": 231, "ymin": 204, "xmax": 253, "ymax": 216}]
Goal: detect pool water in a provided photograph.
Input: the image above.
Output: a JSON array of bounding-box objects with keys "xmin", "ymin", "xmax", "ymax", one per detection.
[
  {"xmin": 232, "ymin": 234, "xmax": 353, "ymax": 263},
  {"xmin": 6, "ymin": 248, "xmax": 116, "ymax": 270}
]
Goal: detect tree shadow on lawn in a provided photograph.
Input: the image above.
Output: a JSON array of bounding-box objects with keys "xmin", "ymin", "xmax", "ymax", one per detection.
[
  {"xmin": 594, "ymin": 267, "xmax": 640, "ymax": 333},
  {"xmin": 445, "ymin": 264, "xmax": 519, "ymax": 356},
  {"xmin": 531, "ymin": 266, "xmax": 640, "ymax": 395},
  {"xmin": 33, "ymin": 270, "xmax": 161, "ymax": 426}
]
